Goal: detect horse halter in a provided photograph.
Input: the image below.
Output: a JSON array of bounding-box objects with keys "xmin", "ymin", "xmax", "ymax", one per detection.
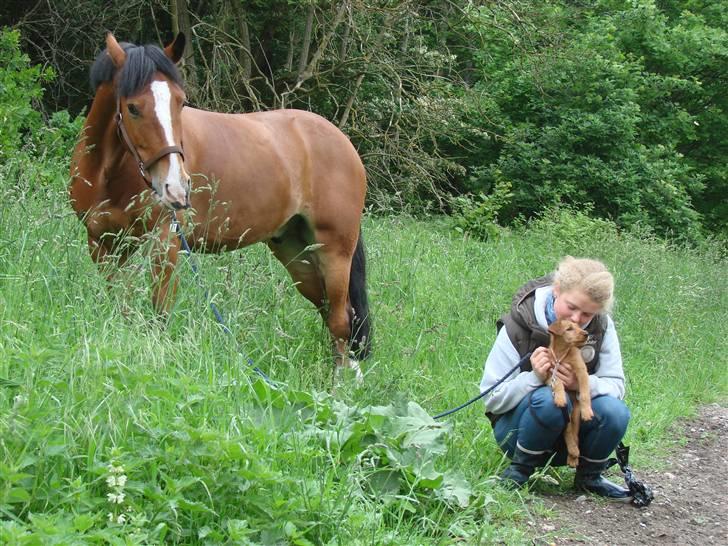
[{"xmin": 115, "ymin": 95, "xmax": 185, "ymax": 190}]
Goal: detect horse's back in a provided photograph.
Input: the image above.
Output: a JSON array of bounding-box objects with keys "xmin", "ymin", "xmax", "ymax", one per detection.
[
  {"xmin": 184, "ymin": 107, "xmax": 366, "ymax": 244},
  {"xmin": 187, "ymin": 107, "xmax": 364, "ymax": 179}
]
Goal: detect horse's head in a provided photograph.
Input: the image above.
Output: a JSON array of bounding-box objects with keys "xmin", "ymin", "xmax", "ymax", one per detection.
[{"xmin": 105, "ymin": 33, "xmax": 191, "ymax": 210}]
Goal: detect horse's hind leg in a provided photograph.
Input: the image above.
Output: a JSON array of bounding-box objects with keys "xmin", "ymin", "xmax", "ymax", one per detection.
[
  {"xmin": 267, "ymin": 232, "xmax": 348, "ymax": 384},
  {"xmin": 267, "ymin": 237, "xmax": 326, "ymax": 313},
  {"xmin": 268, "ymin": 221, "xmax": 361, "ymax": 382},
  {"xmin": 311, "ymin": 229, "xmax": 362, "ymax": 382}
]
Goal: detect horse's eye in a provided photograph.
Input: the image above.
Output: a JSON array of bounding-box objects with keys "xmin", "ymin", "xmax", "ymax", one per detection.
[{"xmin": 127, "ymin": 104, "xmax": 141, "ymax": 117}]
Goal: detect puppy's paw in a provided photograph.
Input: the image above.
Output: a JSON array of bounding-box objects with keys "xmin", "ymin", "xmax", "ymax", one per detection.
[
  {"xmin": 581, "ymin": 405, "xmax": 594, "ymax": 421},
  {"xmin": 567, "ymin": 453, "xmax": 579, "ymax": 468},
  {"xmin": 553, "ymin": 391, "xmax": 567, "ymax": 407}
]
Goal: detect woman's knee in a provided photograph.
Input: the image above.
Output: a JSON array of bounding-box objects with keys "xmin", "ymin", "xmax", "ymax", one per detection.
[{"xmin": 592, "ymin": 396, "xmax": 630, "ymax": 435}]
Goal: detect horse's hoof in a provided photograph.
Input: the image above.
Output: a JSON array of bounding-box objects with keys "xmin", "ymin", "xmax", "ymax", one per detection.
[
  {"xmin": 349, "ymin": 359, "xmax": 364, "ymax": 385},
  {"xmin": 332, "ymin": 360, "xmax": 364, "ymax": 390}
]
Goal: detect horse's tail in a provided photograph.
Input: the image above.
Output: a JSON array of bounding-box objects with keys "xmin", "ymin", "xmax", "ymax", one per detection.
[{"xmin": 349, "ymin": 229, "xmax": 372, "ymax": 360}]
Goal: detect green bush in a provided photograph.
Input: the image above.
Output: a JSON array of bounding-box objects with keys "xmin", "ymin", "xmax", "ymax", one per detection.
[
  {"xmin": 452, "ymin": 1, "xmax": 728, "ymax": 244},
  {"xmin": 523, "ymin": 205, "xmax": 621, "ymax": 251},
  {"xmin": 0, "ymin": 28, "xmax": 51, "ymax": 162},
  {"xmin": 0, "ymin": 28, "xmax": 83, "ymax": 195},
  {"xmin": 450, "ymin": 173, "xmax": 512, "ymax": 241}
]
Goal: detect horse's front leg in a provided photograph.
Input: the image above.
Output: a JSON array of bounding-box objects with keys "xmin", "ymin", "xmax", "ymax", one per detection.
[
  {"xmin": 150, "ymin": 222, "xmax": 181, "ymax": 315},
  {"xmin": 88, "ymin": 234, "xmax": 133, "ymax": 275},
  {"xmin": 88, "ymin": 232, "xmax": 138, "ymax": 316}
]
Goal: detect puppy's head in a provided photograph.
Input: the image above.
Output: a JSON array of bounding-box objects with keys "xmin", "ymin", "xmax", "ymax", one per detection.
[{"xmin": 548, "ymin": 319, "xmax": 588, "ymax": 347}]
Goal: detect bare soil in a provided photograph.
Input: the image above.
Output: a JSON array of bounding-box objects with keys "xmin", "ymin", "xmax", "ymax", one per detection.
[{"xmin": 531, "ymin": 403, "xmax": 728, "ymax": 545}]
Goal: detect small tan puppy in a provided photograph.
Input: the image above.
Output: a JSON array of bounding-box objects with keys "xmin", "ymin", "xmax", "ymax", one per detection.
[{"xmin": 547, "ymin": 319, "xmax": 594, "ymax": 467}]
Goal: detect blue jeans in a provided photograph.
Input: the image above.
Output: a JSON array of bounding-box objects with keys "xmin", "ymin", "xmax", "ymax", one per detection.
[{"xmin": 494, "ymin": 386, "xmax": 630, "ymax": 465}]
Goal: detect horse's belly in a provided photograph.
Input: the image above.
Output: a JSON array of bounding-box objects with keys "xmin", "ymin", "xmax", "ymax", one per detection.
[{"xmin": 188, "ymin": 173, "xmax": 298, "ymax": 250}]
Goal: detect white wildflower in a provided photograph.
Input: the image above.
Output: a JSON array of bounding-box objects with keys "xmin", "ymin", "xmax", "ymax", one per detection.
[
  {"xmin": 107, "ymin": 492, "xmax": 125, "ymax": 504},
  {"xmin": 106, "ymin": 474, "xmax": 128, "ymax": 488}
]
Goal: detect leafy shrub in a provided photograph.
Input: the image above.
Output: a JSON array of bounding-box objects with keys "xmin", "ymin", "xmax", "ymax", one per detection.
[
  {"xmin": 0, "ymin": 28, "xmax": 83, "ymax": 196},
  {"xmin": 457, "ymin": 2, "xmax": 725, "ymax": 244},
  {"xmin": 450, "ymin": 174, "xmax": 512, "ymax": 241},
  {"xmin": 523, "ymin": 205, "xmax": 620, "ymax": 252},
  {"xmin": 0, "ymin": 373, "xmax": 471, "ymax": 544},
  {"xmin": 0, "ymin": 28, "xmax": 52, "ymax": 162}
]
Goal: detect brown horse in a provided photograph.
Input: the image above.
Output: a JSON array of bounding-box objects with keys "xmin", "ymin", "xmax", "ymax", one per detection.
[{"xmin": 69, "ymin": 33, "xmax": 371, "ymax": 377}]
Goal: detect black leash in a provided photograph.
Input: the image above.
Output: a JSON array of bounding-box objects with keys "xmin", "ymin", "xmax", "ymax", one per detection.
[
  {"xmin": 433, "ymin": 352, "xmax": 531, "ymax": 420},
  {"xmin": 608, "ymin": 442, "xmax": 654, "ymax": 507}
]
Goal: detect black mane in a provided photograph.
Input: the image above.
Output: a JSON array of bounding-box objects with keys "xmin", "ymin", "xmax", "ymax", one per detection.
[{"xmin": 89, "ymin": 40, "xmax": 183, "ymax": 97}]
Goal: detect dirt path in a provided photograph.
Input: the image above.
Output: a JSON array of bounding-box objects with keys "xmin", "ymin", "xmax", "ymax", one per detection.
[{"xmin": 532, "ymin": 403, "xmax": 728, "ymax": 545}]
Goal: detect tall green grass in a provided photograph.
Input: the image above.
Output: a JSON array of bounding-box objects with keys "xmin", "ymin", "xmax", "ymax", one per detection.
[{"xmin": 1, "ymin": 179, "xmax": 726, "ymax": 544}]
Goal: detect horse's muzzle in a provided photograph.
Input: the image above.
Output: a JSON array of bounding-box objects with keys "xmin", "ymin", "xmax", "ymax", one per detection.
[
  {"xmin": 164, "ymin": 180, "xmax": 191, "ymax": 210},
  {"xmin": 170, "ymin": 199, "xmax": 190, "ymax": 210}
]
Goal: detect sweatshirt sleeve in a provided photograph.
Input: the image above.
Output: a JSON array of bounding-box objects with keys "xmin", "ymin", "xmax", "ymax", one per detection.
[
  {"xmin": 588, "ymin": 316, "xmax": 626, "ymax": 400},
  {"xmin": 480, "ymin": 327, "xmax": 544, "ymax": 415}
]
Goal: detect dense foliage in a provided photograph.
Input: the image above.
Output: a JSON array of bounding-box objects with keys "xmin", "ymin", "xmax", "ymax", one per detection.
[{"xmin": 1, "ymin": 1, "xmax": 725, "ymax": 241}]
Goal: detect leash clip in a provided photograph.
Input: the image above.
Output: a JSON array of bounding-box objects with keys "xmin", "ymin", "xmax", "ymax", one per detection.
[{"xmin": 550, "ymin": 359, "xmax": 560, "ymax": 386}]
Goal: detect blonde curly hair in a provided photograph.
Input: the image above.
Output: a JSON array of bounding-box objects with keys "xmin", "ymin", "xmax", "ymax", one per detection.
[{"xmin": 554, "ymin": 256, "xmax": 614, "ymax": 312}]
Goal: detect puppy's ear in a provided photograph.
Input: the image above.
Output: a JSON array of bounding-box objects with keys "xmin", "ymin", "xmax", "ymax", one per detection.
[{"xmin": 548, "ymin": 320, "xmax": 566, "ymax": 336}]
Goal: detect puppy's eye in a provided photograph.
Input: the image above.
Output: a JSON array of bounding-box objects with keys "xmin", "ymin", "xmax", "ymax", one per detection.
[{"xmin": 127, "ymin": 103, "xmax": 141, "ymax": 117}]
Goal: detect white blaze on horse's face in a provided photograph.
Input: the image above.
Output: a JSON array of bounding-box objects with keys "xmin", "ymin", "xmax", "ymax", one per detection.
[{"xmin": 149, "ymin": 80, "xmax": 190, "ymax": 209}]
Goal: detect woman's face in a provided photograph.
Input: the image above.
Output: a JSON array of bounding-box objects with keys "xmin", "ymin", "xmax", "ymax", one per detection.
[{"xmin": 553, "ymin": 286, "xmax": 603, "ymax": 327}]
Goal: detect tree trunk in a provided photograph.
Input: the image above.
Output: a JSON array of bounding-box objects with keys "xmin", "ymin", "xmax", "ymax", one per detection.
[
  {"xmin": 169, "ymin": 0, "xmax": 198, "ymax": 89},
  {"xmin": 297, "ymin": 4, "xmax": 315, "ymax": 79},
  {"xmin": 297, "ymin": 1, "xmax": 348, "ymax": 85},
  {"xmin": 227, "ymin": 0, "xmax": 252, "ymax": 79}
]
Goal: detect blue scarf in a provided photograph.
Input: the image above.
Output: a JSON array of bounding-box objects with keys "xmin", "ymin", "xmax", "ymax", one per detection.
[{"xmin": 545, "ymin": 291, "xmax": 557, "ymax": 325}]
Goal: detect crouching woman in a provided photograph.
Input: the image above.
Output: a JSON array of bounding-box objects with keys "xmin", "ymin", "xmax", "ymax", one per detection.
[{"xmin": 481, "ymin": 257, "xmax": 631, "ymax": 501}]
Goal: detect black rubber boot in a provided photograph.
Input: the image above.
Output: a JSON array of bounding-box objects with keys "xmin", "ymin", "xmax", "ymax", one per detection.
[
  {"xmin": 499, "ymin": 446, "xmax": 547, "ymax": 489},
  {"xmin": 574, "ymin": 460, "xmax": 632, "ymax": 502}
]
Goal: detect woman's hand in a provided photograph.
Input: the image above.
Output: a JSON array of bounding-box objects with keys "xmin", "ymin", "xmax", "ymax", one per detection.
[{"xmin": 530, "ymin": 347, "xmax": 553, "ymax": 382}]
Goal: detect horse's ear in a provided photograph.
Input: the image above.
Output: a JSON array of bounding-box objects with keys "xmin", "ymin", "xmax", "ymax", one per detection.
[
  {"xmin": 164, "ymin": 33, "xmax": 186, "ymax": 64},
  {"xmin": 105, "ymin": 33, "xmax": 126, "ymax": 68}
]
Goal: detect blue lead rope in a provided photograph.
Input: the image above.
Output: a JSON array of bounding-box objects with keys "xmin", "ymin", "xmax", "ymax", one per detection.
[
  {"xmin": 433, "ymin": 352, "xmax": 531, "ymax": 420},
  {"xmin": 170, "ymin": 212, "xmax": 276, "ymax": 387}
]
